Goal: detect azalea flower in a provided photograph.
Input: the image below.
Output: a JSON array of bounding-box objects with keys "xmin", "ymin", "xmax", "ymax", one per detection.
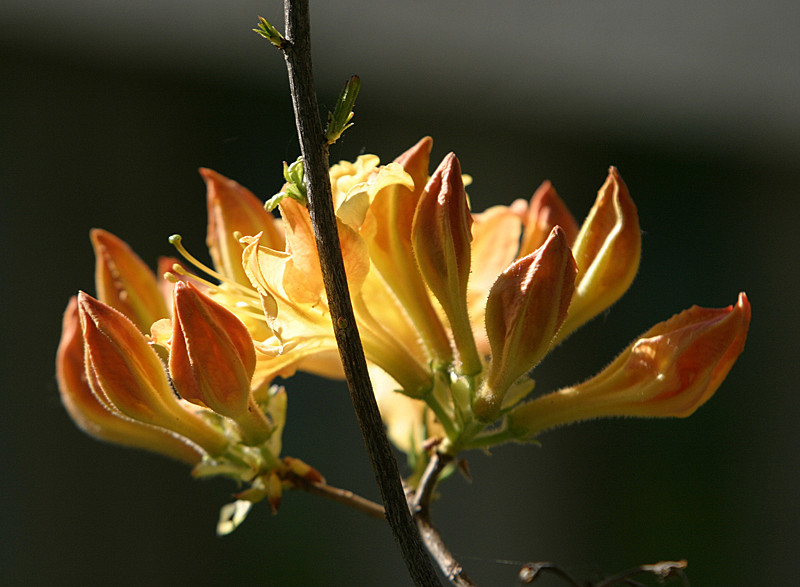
[{"xmin": 57, "ymin": 137, "xmax": 750, "ymax": 484}]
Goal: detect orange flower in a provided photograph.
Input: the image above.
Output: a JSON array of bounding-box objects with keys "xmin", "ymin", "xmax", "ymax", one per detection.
[
  {"xmin": 59, "ymin": 137, "xmax": 750, "ymax": 468},
  {"xmin": 241, "ymin": 157, "xmax": 434, "ymax": 397}
]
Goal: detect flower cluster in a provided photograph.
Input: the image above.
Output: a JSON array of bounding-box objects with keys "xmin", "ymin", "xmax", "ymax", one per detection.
[{"xmin": 57, "ymin": 137, "xmax": 750, "ymax": 502}]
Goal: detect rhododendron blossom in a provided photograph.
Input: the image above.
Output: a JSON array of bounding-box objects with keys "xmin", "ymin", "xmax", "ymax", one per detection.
[{"xmin": 57, "ymin": 137, "xmax": 750, "ymax": 511}]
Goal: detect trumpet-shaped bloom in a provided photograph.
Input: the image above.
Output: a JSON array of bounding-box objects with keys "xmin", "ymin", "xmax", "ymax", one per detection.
[{"xmin": 241, "ymin": 159, "xmax": 435, "ymax": 397}]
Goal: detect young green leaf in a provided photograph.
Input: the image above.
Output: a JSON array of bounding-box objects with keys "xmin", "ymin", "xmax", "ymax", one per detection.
[
  {"xmin": 325, "ymin": 75, "xmax": 361, "ymax": 144},
  {"xmin": 252, "ymin": 16, "xmax": 287, "ymax": 50},
  {"xmin": 265, "ymin": 157, "xmax": 308, "ymax": 211}
]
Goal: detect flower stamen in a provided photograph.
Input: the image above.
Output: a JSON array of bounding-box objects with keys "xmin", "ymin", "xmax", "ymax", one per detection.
[{"xmin": 168, "ymin": 234, "xmax": 261, "ymax": 303}]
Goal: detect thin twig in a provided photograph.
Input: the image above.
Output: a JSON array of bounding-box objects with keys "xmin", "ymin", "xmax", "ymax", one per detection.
[
  {"xmin": 517, "ymin": 562, "xmax": 581, "ymax": 586},
  {"xmin": 278, "ymin": 1, "xmax": 440, "ymax": 584},
  {"xmin": 290, "ymin": 475, "xmax": 386, "ymax": 520},
  {"xmin": 411, "ymin": 453, "xmax": 477, "ymax": 586},
  {"xmin": 594, "ymin": 560, "xmax": 688, "ymax": 587},
  {"xmin": 410, "ymin": 451, "xmax": 451, "ymax": 513}
]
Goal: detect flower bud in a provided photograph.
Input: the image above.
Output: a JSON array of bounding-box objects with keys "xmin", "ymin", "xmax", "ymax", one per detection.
[
  {"xmin": 508, "ymin": 293, "xmax": 751, "ymax": 437},
  {"xmin": 202, "ymin": 168, "xmax": 284, "ymax": 286},
  {"xmin": 475, "ymin": 227, "xmax": 576, "ymax": 421},
  {"xmin": 365, "ymin": 137, "xmax": 453, "ymax": 364},
  {"xmin": 90, "ymin": 229, "xmax": 169, "ymax": 333},
  {"xmin": 556, "ymin": 168, "xmax": 640, "ymax": 341},
  {"xmin": 57, "ymin": 297, "xmax": 203, "ymax": 465},
  {"xmin": 170, "ymin": 281, "xmax": 273, "ymax": 445},
  {"xmin": 518, "ymin": 181, "xmax": 579, "ymax": 257},
  {"xmin": 78, "ymin": 292, "xmax": 229, "ymax": 456},
  {"xmin": 412, "ymin": 153, "xmax": 481, "ymax": 374}
]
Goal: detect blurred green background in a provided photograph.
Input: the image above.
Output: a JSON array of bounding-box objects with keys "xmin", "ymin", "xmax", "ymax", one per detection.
[{"xmin": 2, "ymin": 1, "xmax": 798, "ymax": 585}]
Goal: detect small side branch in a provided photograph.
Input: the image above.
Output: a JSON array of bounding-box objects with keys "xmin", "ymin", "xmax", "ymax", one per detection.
[
  {"xmin": 291, "ymin": 475, "xmax": 386, "ymax": 520},
  {"xmin": 516, "ymin": 559, "xmax": 688, "ymax": 586},
  {"xmin": 594, "ymin": 560, "xmax": 688, "ymax": 587},
  {"xmin": 411, "ymin": 453, "xmax": 477, "ymax": 587}
]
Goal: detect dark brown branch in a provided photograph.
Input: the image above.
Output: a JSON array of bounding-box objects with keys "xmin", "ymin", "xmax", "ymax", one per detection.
[
  {"xmin": 279, "ymin": 1, "xmax": 439, "ymax": 584},
  {"xmin": 411, "ymin": 453, "xmax": 477, "ymax": 587}
]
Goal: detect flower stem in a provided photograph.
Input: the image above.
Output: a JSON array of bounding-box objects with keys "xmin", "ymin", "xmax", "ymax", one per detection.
[
  {"xmin": 278, "ymin": 1, "xmax": 439, "ymax": 584},
  {"xmin": 425, "ymin": 393, "xmax": 458, "ymax": 442}
]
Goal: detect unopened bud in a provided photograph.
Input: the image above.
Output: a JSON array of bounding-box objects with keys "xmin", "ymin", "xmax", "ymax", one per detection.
[
  {"xmin": 78, "ymin": 292, "xmax": 229, "ymax": 456},
  {"xmin": 509, "ymin": 293, "xmax": 751, "ymax": 437},
  {"xmin": 201, "ymin": 168, "xmax": 284, "ymax": 286},
  {"xmin": 475, "ymin": 227, "xmax": 576, "ymax": 420},
  {"xmin": 170, "ymin": 281, "xmax": 272, "ymax": 445},
  {"xmin": 57, "ymin": 296, "xmax": 203, "ymax": 465},
  {"xmin": 518, "ymin": 181, "xmax": 579, "ymax": 257},
  {"xmin": 412, "ymin": 153, "xmax": 481, "ymax": 374}
]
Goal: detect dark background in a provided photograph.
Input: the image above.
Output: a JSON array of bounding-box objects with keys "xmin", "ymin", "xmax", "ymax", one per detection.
[{"xmin": 2, "ymin": 1, "xmax": 798, "ymax": 585}]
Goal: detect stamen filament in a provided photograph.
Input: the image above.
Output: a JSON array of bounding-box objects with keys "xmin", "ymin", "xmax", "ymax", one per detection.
[{"xmin": 168, "ymin": 234, "xmax": 260, "ymax": 303}]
